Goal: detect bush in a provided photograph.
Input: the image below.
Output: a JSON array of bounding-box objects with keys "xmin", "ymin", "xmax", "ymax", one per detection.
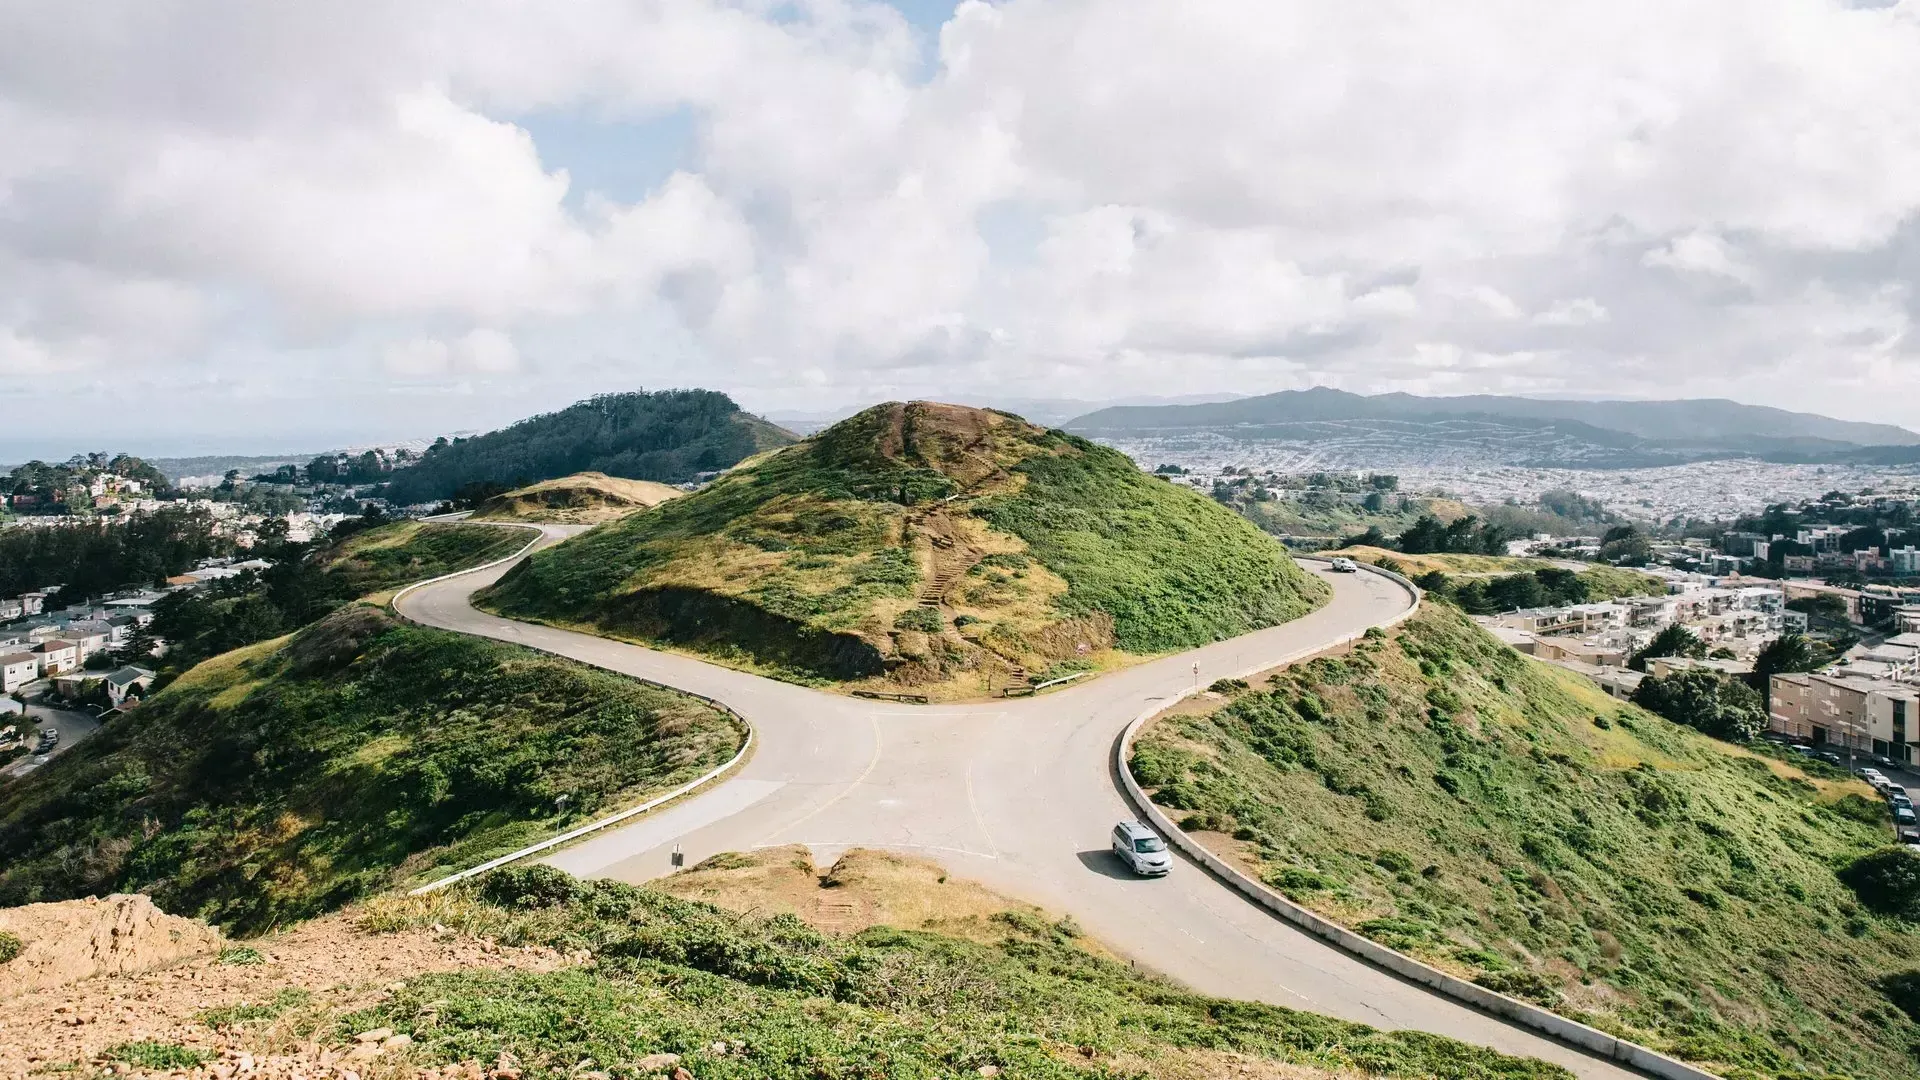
[
  {"xmin": 1474, "ymin": 970, "xmax": 1563, "ymax": 1007},
  {"xmin": 105, "ymin": 1043, "xmax": 212, "ymax": 1070},
  {"xmin": 1209, "ymin": 678, "xmax": 1251, "ymax": 694},
  {"xmin": 478, "ymin": 865, "xmax": 588, "ymax": 910},
  {"xmin": 0, "ymin": 930, "xmax": 21, "ymax": 964},
  {"xmin": 893, "ymin": 606, "xmax": 944, "ymax": 633},
  {"xmin": 1840, "ymin": 848, "xmax": 1920, "ymax": 920},
  {"xmin": 1631, "ymin": 668, "xmax": 1765, "ymax": 741},
  {"xmin": 1882, "ymin": 970, "xmax": 1920, "ymax": 1022}
]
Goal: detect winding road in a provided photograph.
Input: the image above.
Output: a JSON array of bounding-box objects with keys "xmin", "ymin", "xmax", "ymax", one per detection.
[{"xmin": 398, "ymin": 524, "xmax": 1645, "ymax": 1079}]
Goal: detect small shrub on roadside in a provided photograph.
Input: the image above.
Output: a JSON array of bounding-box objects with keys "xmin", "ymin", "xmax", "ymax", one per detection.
[{"xmin": 478, "ymin": 864, "xmax": 587, "ymax": 910}]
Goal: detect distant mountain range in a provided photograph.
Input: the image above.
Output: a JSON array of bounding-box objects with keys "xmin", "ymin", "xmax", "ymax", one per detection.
[{"xmin": 1065, "ymin": 388, "xmax": 1920, "ymax": 469}]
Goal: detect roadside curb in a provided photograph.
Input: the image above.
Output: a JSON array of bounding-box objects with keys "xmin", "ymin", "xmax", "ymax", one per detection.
[{"xmin": 1117, "ymin": 561, "xmax": 1722, "ymax": 1080}]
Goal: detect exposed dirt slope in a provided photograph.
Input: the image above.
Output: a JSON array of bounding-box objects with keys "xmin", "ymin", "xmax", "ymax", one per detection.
[
  {"xmin": 470, "ymin": 472, "xmax": 682, "ymax": 524},
  {"xmin": 0, "ymin": 894, "xmax": 224, "ymax": 1000}
]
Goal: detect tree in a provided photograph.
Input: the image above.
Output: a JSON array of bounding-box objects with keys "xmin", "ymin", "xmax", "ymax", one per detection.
[
  {"xmin": 1631, "ymin": 668, "xmax": 1766, "ymax": 741},
  {"xmin": 1749, "ymin": 633, "xmax": 1828, "ymax": 702},
  {"xmin": 1629, "ymin": 624, "xmax": 1706, "ymax": 671},
  {"xmin": 1339, "ymin": 525, "xmax": 1388, "ymax": 550},
  {"xmin": 1362, "ymin": 491, "xmax": 1387, "ymax": 513},
  {"xmin": 1787, "ymin": 594, "xmax": 1849, "ymax": 623}
]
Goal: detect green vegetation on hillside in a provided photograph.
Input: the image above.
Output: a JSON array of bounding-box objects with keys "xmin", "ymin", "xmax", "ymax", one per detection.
[
  {"xmin": 470, "ymin": 471, "xmax": 682, "ymax": 524},
  {"xmin": 481, "ymin": 402, "xmax": 1325, "ymax": 694},
  {"xmin": 0, "ymin": 607, "xmax": 741, "ymax": 934},
  {"xmin": 150, "ymin": 520, "xmax": 525, "ymax": 673},
  {"xmin": 1337, "ymin": 548, "xmax": 1664, "ymax": 612},
  {"xmin": 1131, "ymin": 605, "xmax": 1917, "ymax": 1080},
  {"xmin": 352, "ymin": 864, "xmax": 1565, "ymax": 1080},
  {"xmin": 381, "ymin": 390, "xmax": 793, "ymax": 505},
  {"xmin": 0, "ymin": 505, "xmax": 225, "ymax": 597}
]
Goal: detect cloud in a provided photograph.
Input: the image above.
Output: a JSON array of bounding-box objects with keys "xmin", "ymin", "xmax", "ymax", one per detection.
[{"xmin": 3, "ymin": 0, "xmax": 1920, "ymax": 446}]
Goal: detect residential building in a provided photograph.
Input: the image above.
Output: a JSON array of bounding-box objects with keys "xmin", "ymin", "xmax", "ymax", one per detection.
[
  {"xmin": 0, "ymin": 599, "xmax": 20, "ymax": 621},
  {"xmin": 1, "ymin": 652, "xmax": 39, "ymax": 693},
  {"xmin": 1529, "ymin": 637, "xmax": 1630, "ymax": 667},
  {"xmin": 1893, "ymin": 547, "xmax": 1920, "ymax": 574},
  {"xmin": 31, "ymin": 639, "xmax": 79, "ymax": 676},
  {"xmin": 104, "ymin": 665, "xmax": 156, "ymax": 706},
  {"xmin": 19, "ymin": 591, "xmax": 47, "ymax": 615},
  {"xmin": 65, "ymin": 619, "xmax": 112, "ymax": 660},
  {"xmin": 1769, "ymin": 672, "xmax": 1920, "ymax": 758}
]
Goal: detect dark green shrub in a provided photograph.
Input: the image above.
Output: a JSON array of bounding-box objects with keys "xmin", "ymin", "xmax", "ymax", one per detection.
[
  {"xmin": 1840, "ymin": 848, "xmax": 1920, "ymax": 919},
  {"xmin": 0, "ymin": 930, "xmax": 21, "ymax": 964},
  {"xmin": 479, "ymin": 865, "xmax": 587, "ymax": 910},
  {"xmin": 1882, "ymin": 970, "xmax": 1920, "ymax": 1022},
  {"xmin": 1630, "ymin": 669, "xmax": 1765, "ymax": 741},
  {"xmin": 1474, "ymin": 970, "xmax": 1563, "ymax": 1007},
  {"xmin": 1209, "ymin": 678, "xmax": 1250, "ymax": 694}
]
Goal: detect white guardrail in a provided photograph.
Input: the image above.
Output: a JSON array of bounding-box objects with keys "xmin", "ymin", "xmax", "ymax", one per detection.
[
  {"xmin": 1118, "ymin": 559, "xmax": 1723, "ymax": 1080},
  {"xmin": 385, "ymin": 520, "xmax": 758, "ymax": 895}
]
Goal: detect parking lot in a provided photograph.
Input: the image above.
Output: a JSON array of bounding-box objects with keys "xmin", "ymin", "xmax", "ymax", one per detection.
[{"xmin": 1, "ymin": 692, "xmax": 102, "ymax": 780}]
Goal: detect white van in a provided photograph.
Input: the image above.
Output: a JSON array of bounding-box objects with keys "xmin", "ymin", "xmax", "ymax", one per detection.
[{"xmin": 1112, "ymin": 821, "xmax": 1172, "ymax": 876}]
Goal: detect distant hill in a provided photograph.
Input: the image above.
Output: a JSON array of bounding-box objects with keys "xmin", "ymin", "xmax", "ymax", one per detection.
[
  {"xmin": 469, "ymin": 471, "xmax": 683, "ymax": 524},
  {"xmin": 380, "ymin": 390, "xmax": 795, "ymax": 506},
  {"xmin": 1067, "ymin": 387, "xmax": 1919, "ymax": 468},
  {"xmin": 479, "ymin": 401, "xmax": 1328, "ymax": 696}
]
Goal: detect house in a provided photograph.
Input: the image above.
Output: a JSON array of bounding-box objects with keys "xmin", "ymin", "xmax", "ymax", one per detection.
[
  {"xmin": 31, "ymin": 639, "xmax": 79, "ymax": 676},
  {"xmin": 19, "ymin": 591, "xmax": 48, "ymax": 615},
  {"xmin": 0, "ymin": 599, "xmax": 20, "ymax": 621},
  {"xmin": 104, "ymin": 665, "xmax": 156, "ymax": 706},
  {"xmin": 64, "ymin": 619, "xmax": 112, "ymax": 660},
  {"xmin": 1, "ymin": 652, "xmax": 39, "ymax": 693}
]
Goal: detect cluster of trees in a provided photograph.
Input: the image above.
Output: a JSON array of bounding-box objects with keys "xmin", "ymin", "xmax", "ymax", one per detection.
[
  {"xmin": 1344, "ymin": 513, "xmax": 1512, "ymax": 555},
  {"xmin": 380, "ymin": 390, "xmax": 790, "ymax": 505},
  {"xmin": 1476, "ymin": 489, "xmax": 1621, "ymax": 538},
  {"xmin": 0, "ymin": 507, "xmax": 227, "ymax": 598},
  {"xmin": 1416, "ymin": 566, "xmax": 1595, "ymax": 614},
  {"xmin": 5, "ymin": 454, "xmax": 175, "ymax": 515},
  {"xmin": 1632, "ymin": 667, "xmax": 1767, "ymax": 741}
]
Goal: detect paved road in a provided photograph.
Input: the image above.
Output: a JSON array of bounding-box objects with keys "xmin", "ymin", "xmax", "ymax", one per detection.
[
  {"xmin": 399, "ymin": 526, "xmax": 1645, "ymax": 1079},
  {"xmin": 2, "ymin": 692, "xmax": 102, "ymax": 780}
]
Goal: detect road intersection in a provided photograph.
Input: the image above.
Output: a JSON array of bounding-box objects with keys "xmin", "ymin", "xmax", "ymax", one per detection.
[{"xmin": 398, "ymin": 524, "xmax": 1646, "ymax": 1079}]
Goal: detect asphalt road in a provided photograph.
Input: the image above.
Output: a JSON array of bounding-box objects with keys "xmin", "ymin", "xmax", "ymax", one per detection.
[
  {"xmin": 399, "ymin": 525, "xmax": 1646, "ymax": 1079},
  {"xmin": 2, "ymin": 694, "xmax": 102, "ymax": 779}
]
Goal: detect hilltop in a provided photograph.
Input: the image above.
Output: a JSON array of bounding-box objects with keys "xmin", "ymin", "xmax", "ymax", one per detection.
[
  {"xmin": 469, "ymin": 471, "xmax": 681, "ymax": 524},
  {"xmin": 380, "ymin": 390, "xmax": 794, "ymax": 506},
  {"xmin": 479, "ymin": 401, "xmax": 1329, "ymax": 696},
  {"xmin": 0, "ymin": 606, "xmax": 742, "ymax": 933},
  {"xmin": 1132, "ymin": 604, "xmax": 1920, "ymax": 1079}
]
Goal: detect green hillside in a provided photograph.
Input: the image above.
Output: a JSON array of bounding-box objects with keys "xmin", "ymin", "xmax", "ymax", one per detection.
[
  {"xmin": 381, "ymin": 389, "xmax": 794, "ymax": 505},
  {"xmin": 479, "ymin": 402, "xmax": 1328, "ymax": 696},
  {"xmin": 1132, "ymin": 605, "xmax": 1916, "ymax": 1079},
  {"xmin": 351, "ymin": 864, "xmax": 1566, "ymax": 1080},
  {"xmin": 0, "ymin": 607, "xmax": 741, "ymax": 934}
]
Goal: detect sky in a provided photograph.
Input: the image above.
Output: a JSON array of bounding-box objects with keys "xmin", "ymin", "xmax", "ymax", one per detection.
[{"xmin": 5, "ymin": 0, "xmax": 1920, "ymax": 457}]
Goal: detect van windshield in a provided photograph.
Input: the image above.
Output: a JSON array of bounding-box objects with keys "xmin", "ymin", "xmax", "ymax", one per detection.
[{"xmin": 1133, "ymin": 836, "xmax": 1166, "ymax": 853}]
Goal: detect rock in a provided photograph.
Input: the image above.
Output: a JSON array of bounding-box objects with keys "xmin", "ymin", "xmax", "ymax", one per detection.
[
  {"xmin": 635, "ymin": 1054, "xmax": 680, "ymax": 1072},
  {"xmin": 670, "ymin": 1069, "xmax": 693, "ymax": 1080},
  {"xmin": 382, "ymin": 1034, "xmax": 413, "ymax": 1050},
  {"xmin": 977, "ymin": 1068, "xmax": 1001, "ymax": 1078},
  {"xmin": 355, "ymin": 1029, "xmax": 393, "ymax": 1043}
]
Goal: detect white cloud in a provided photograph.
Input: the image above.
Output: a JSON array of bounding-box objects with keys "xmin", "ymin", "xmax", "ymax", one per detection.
[{"xmin": 4, "ymin": 0, "xmax": 1920, "ymax": 443}]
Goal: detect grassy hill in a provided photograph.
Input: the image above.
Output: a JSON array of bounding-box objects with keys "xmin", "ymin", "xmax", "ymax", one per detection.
[
  {"xmin": 381, "ymin": 390, "xmax": 794, "ymax": 505},
  {"xmin": 341, "ymin": 862, "xmax": 1565, "ymax": 1080},
  {"xmin": 0, "ymin": 606, "xmax": 741, "ymax": 934},
  {"xmin": 1131, "ymin": 604, "xmax": 1918, "ymax": 1079},
  {"xmin": 318, "ymin": 519, "xmax": 528, "ymax": 596},
  {"xmin": 470, "ymin": 471, "xmax": 682, "ymax": 524},
  {"xmin": 479, "ymin": 402, "xmax": 1328, "ymax": 696},
  {"xmin": 1240, "ymin": 494, "xmax": 1473, "ymax": 541}
]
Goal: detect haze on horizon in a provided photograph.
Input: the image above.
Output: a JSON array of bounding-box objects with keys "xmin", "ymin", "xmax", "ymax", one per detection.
[{"xmin": 4, "ymin": 0, "xmax": 1920, "ymax": 455}]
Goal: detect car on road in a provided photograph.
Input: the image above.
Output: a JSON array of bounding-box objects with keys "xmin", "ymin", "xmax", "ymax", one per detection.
[
  {"xmin": 1888, "ymin": 785, "xmax": 1910, "ymax": 801},
  {"xmin": 1859, "ymin": 766, "xmax": 1885, "ymax": 780},
  {"xmin": 1895, "ymin": 807, "xmax": 1918, "ymax": 830},
  {"xmin": 1818, "ymin": 751, "xmax": 1843, "ymax": 766},
  {"xmin": 1328, "ymin": 557, "xmax": 1359, "ymax": 573},
  {"xmin": 1892, "ymin": 795, "xmax": 1914, "ymax": 813},
  {"xmin": 34, "ymin": 727, "xmax": 58, "ymax": 752},
  {"xmin": 1112, "ymin": 820, "xmax": 1172, "ymax": 876}
]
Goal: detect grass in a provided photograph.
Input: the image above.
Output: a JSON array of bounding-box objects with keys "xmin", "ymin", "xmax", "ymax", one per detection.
[
  {"xmin": 103, "ymin": 1043, "xmax": 212, "ymax": 1070},
  {"xmin": 1241, "ymin": 495, "xmax": 1474, "ymax": 540},
  {"xmin": 0, "ymin": 606, "xmax": 742, "ymax": 935},
  {"xmin": 321, "ymin": 521, "xmax": 528, "ymax": 595},
  {"xmin": 470, "ymin": 472, "xmax": 684, "ymax": 524},
  {"xmin": 346, "ymin": 863, "xmax": 1567, "ymax": 1080},
  {"xmin": 197, "ymin": 987, "xmax": 313, "ymax": 1028},
  {"xmin": 480, "ymin": 402, "xmax": 1326, "ymax": 695},
  {"xmin": 1131, "ymin": 604, "xmax": 1920, "ymax": 1080},
  {"xmin": 1335, "ymin": 546, "xmax": 1664, "ymax": 601}
]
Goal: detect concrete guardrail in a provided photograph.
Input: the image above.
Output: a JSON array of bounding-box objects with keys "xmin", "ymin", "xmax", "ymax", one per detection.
[{"xmin": 1118, "ymin": 560, "xmax": 1722, "ymax": 1080}]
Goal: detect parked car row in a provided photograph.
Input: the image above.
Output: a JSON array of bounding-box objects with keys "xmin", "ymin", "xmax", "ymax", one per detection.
[{"xmin": 1857, "ymin": 767, "xmax": 1918, "ymax": 841}]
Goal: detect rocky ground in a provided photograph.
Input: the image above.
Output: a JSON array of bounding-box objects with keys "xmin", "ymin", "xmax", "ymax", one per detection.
[{"xmin": 1, "ymin": 898, "xmax": 570, "ymax": 1080}]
